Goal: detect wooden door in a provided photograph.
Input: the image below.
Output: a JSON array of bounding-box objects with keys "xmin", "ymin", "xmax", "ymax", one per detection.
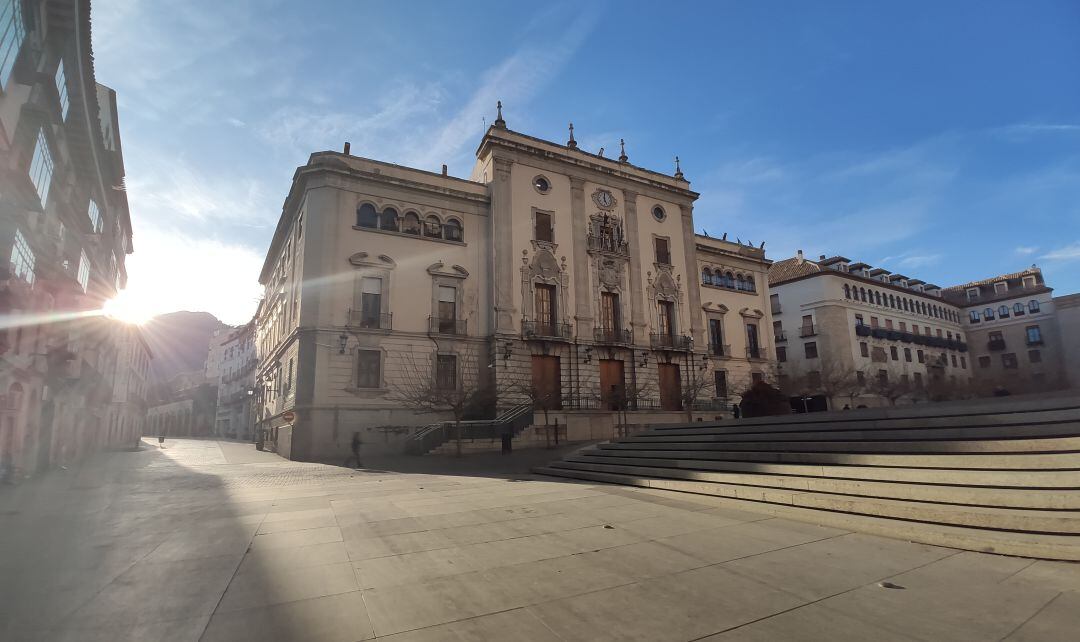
[
  {"xmin": 531, "ymin": 355, "xmax": 562, "ymax": 410},
  {"xmin": 658, "ymin": 364, "xmax": 682, "ymax": 411},
  {"xmin": 599, "ymin": 359, "xmax": 625, "ymax": 410}
]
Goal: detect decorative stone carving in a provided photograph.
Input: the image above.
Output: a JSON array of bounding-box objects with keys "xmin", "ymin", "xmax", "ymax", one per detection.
[
  {"xmin": 348, "ymin": 252, "xmax": 396, "ymax": 268},
  {"xmin": 426, "ymin": 262, "xmax": 469, "ymax": 279},
  {"xmin": 598, "ymin": 259, "xmax": 622, "ymax": 289}
]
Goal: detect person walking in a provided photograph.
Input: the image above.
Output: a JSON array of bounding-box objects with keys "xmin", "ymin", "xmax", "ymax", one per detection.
[
  {"xmin": 731, "ymin": 403, "xmax": 741, "ymax": 419},
  {"xmin": 348, "ymin": 431, "xmax": 362, "ymax": 468}
]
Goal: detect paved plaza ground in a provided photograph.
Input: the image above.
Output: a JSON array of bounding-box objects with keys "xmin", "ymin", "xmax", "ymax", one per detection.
[{"xmin": 1, "ymin": 438, "xmax": 1078, "ymax": 641}]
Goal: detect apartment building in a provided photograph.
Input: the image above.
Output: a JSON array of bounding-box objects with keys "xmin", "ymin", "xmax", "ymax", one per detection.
[
  {"xmin": 1054, "ymin": 293, "xmax": 1080, "ymax": 389},
  {"xmin": 213, "ymin": 322, "xmax": 256, "ymax": 440},
  {"xmin": 943, "ymin": 268, "xmax": 1067, "ymax": 394},
  {"xmin": 769, "ymin": 252, "xmax": 970, "ymax": 408},
  {"xmin": 254, "ymin": 111, "xmax": 775, "ymax": 460},
  {"xmin": 1, "ymin": 0, "xmax": 140, "ymax": 476}
]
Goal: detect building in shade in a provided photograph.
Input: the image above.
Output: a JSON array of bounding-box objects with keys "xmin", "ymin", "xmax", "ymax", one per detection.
[
  {"xmin": 0, "ymin": 0, "xmax": 144, "ymax": 477},
  {"xmin": 1053, "ymin": 293, "xmax": 1080, "ymax": 390},
  {"xmin": 213, "ymin": 321, "xmax": 256, "ymax": 440},
  {"xmin": 943, "ymin": 267, "xmax": 1067, "ymax": 394},
  {"xmin": 253, "ymin": 112, "xmax": 776, "ymax": 461},
  {"xmin": 769, "ymin": 252, "xmax": 970, "ymax": 409}
]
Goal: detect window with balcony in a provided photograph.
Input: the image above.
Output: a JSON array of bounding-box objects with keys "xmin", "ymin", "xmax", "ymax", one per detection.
[
  {"xmin": 601, "ymin": 292, "xmax": 621, "ymax": 331},
  {"xmin": 437, "ymin": 285, "xmax": 457, "ymax": 333},
  {"xmin": 654, "ymin": 237, "xmax": 671, "ymax": 265},
  {"xmin": 1002, "ymin": 353, "xmax": 1018, "ymax": 369},
  {"xmin": 870, "ymin": 316, "xmax": 879, "ymax": 328},
  {"xmin": 360, "ymin": 277, "xmax": 383, "ymax": 328},
  {"xmin": 708, "ymin": 317, "xmax": 724, "ymax": 355},
  {"xmin": 714, "ymin": 371, "xmax": 727, "ymax": 398},
  {"xmin": 535, "ymin": 284, "xmax": 557, "ymax": 332},
  {"xmin": 885, "ymin": 319, "xmax": 893, "ymax": 330},
  {"xmin": 776, "ymin": 346, "xmax": 787, "ymax": 362},
  {"xmin": 1, "ymin": 0, "xmax": 24, "ymax": 88},
  {"xmin": 9, "ymin": 228, "xmax": 34, "ymax": 285},
  {"xmin": 534, "ymin": 212, "xmax": 553, "ymax": 242},
  {"xmin": 29, "ymin": 129, "xmax": 55, "ymax": 207},
  {"xmin": 357, "ymin": 350, "xmax": 381, "ymax": 388},
  {"xmin": 773, "ymin": 319, "xmax": 784, "ymax": 342},
  {"xmin": 804, "ymin": 342, "xmax": 818, "ymax": 359},
  {"xmin": 658, "ymin": 300, "xmax": 675, "ymax": 339},
  {"xmin": 746, "ymin": 323, "xmax": 761, "ymax": 359},
  {"xmin": 436, "ymin": 354, "xmax": 457, "ymax": 390}
]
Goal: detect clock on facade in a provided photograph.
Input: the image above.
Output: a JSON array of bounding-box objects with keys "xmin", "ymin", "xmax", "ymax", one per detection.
[{"xmin": 593, "ymin": 189, "xmax": 615, "ymax": 209}]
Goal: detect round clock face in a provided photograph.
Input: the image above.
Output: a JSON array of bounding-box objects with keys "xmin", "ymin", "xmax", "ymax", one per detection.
[{"xmin": 594, "ymin": 190, "xmax": 614, "ymax": 208}]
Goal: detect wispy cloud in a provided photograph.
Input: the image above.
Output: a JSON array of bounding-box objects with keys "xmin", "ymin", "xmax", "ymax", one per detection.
[
  {"xmin": 1041, "ymin": 242, "xmax": 1080, "ymax": 262},
  {"xmin": 878, "ymin": 251, "xmax": 943, "ymax": 270},
  {"xmin": 1014, "ymin": 245, "xmax": 1039, "ymax": 256}
]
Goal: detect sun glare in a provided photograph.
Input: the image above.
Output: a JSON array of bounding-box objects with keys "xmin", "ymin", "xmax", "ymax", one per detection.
[{"xmin": 102, "ymin": 292, "xmax": 155, "ymax": 325}]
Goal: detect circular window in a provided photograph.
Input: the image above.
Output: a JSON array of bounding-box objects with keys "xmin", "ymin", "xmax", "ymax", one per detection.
[
  {"xmin": 533, "ymin": 175, "xmax": 551, "ymax": 194},
  {"xmin": 652, "ymin": 205, "xmax": 666, "ymax": 221}
]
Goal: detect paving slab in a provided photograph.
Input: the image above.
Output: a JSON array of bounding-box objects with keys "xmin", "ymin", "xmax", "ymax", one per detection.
[{"xmin": 1, "ymin": 437, "xmax": 1078, "ymax": 642}]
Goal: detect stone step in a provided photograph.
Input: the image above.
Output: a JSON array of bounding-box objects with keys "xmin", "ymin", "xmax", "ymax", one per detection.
[
  {"xmin": 567, "ymin": 452, "xmax": 1080, "ymax": 487},
  {"xmin": 533, "ymin": 466, "xmax": 1080, "ymax": 560},
  {"xmin": 599, "ymin": 435, "xmax": 1080, "ymax": 454},
  {"xmin": 587, "ymin": 448, "xmax": 1080, "ymax": 470},
  {"xmin": 627, "ymin": 422, "xmax": 1080, "ymax": 444},
  {"xmin": 653, "ymin": 408, "xmax": 1080, "ymax": 436},
  {"xmin": 544, "ymin": 460, "xmax": 1080, "ymax": 508}
]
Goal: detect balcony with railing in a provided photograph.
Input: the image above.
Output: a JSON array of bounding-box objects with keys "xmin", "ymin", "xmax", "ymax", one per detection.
[
  {"xmin": 1026, "ymin": 337, "xmax": 1044, "ymax": 347},
  {"xmin": 347, "ymin": 310, "xmax": 392, "ymax": 330},
  {"xmin": 650, "ymin": 333, "xmax": 693, "ymax": 351},
  {"xmin": 798, "ymin": 324, "xmax": 816, "ymax": 338},
  {"xmin": 774, "ymin": 330, "xmax": 787, "ymax": 342},
  {"xmin": 854, "ymin": 324, "xmax": 871, "ymax": 337},
  {"xmin": 988, "ymin": 338, "xmax": 1007, "ymax": 351},
  {"xmin": 522, "ymin": 319, "xmax": 572, "ymax": 341},
  {"xmin": 593, "ymin": 327, "xmax": 632, "ymax": 345},
  {"xmin": 746, "ymin": 346, "xmax": 767, "ymax": 360},
  {"xmin": 708, "ymin": 342, "xmax": 731, "ymax": 358},
  {"xmin": 428, "ymin": 316, "xmax": 467, "ymax": 336}
]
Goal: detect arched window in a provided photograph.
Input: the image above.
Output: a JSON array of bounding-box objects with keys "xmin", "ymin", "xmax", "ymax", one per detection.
[
  {"xmin": 1029, "ymin": 300, "xmax": 1040, "ymax": 313},
  {"xmin": 1014, "ymin": 302, "xmax": 1024, "ymax": 315},
  {"xmin": 357, "ymin": 203, "xmax": 378, "ymax": 228},
  {"xmin": 888, "ymin": 294, "xmax": 895, "ymax": 308},
  {"xmin": 875, "ymin": 291, "xmax": 882, "ymax": 306},
  {"xmin": 746, "ymin": 275, "xmax": 756, "ymax": 292},
  {"xmin": 984, "ymin": 307, "xmax": 995, "ymax": 320},
  {"xmin": 444, "ymin": 218, "xmax": 463, "ymax": 242},
  {"xmin": 380, "ymin": 207, "xmax": 399, "ymax": 232},
  {"xmin": 735, "ymin": 274, "xmax": 746, "ymax": 291},
  {"xmin": 702, "ymin": 268, "xmax": 713, "ymax": 285},
  {"xmin": 724, "ymin": 272, "xmax": 735, "ymax": 288},
  {"xmin": 423, "ymin": 215, "xmax": 442, "ymax": 238},
  {"xmin": 843, "ymin": 284, "xmax": 851, "ymax": 299},
  {"xmin": 969, "ymin": 310, "xmax": 980, "ymax": 323},
  {"xmin": 402, "ymin": 211, "xmax": 421, "ymax": 235},
  {"xmin": 998, "ymin": 305, "xmax": 1009, "ymax": 318},
  {"xmin": 860, "ymin": 287, "xmax": 867, "ymax": 302}
]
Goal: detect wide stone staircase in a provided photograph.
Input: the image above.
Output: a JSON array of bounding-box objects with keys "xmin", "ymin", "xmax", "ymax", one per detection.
[{"xmin": 535, "ymin": 396, "xmax": 1080, "ymax": 560}]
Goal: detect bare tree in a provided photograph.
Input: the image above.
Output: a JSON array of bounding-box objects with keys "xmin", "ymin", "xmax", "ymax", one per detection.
[
  {"xmin": 506, "ymin": 380, "xmax": 563, "ymax": 447},
  {"xmin": 391, "ymin": 347, "xmax": 493, "ymax": 457},
  {"xmin": 870, "ymin": 372, "xmax": 912, "ymax": 406},
  {"xmin": 611, "ymin": 378, "xmax": 656, "ymax": 439},
  {"xmin": 816, "ymin": 357, "xmax": 864, "ymax": 410},
  {"xmin": 679, "ymin": 369, "xmax": 715, "ymax": 422}
]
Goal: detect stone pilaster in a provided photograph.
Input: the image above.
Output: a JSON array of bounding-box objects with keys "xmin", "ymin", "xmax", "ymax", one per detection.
[
  {"xmin": 680, "ymin": 202, "xmax": 704, "ymax": 346},
  {"xmin": 491, "ymin": 157, "xmax": 515, "ymax": 334},
  {"xmin": 569, "ymin": 177, "xmax": 592, "ymax": 330},
  {"xmin": 622, "ymin": 189, "xmax": 647, "ymax": 341}
]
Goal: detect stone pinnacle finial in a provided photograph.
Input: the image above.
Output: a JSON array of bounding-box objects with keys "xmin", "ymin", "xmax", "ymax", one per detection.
[
  {"xmin": 567, "ymin": 122, "xmax": 577, "ymax": 149},
  {"xmin": 494, "ymin": 101, "xmax": 506, "ymax": 128},
  {"xmin": 674, "ymin": 156, "xmax": 684, "ymax": 180},
  {"xmin": 618, "ymin": 138, "xmax": 628, "ymax": 163}
]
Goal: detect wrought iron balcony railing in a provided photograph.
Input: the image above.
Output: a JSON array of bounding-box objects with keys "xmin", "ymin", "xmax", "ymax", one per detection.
[
  {"xmin": 799, "ymin": 324, "xmax": 816, "ymax": 337},
  {"xmin": 593, "ymin": 327, "xmax": 632, "ymax": 345},
  {"xmin": 774, "ymin": 330, "xmax": 787, "ymax": 342},
  {"xmin": 650, "ymin": 333, "xmax": 693, "ymax": 351},
  {"xmin": 708, "ymin": 342, "xmax": 731, "ymax": 357},
  {"xmin": 428, "ymin": 316, "xmax": 467, "ymax": 336},
  {"xmin": 746, "ymin": 346, "xmax": 767, "ymax": 360},
  {"xmin": 987, "ymin": 338, "xmax": 1007, "ymax": 351},
  {"xmin": 522, "ymin": 320, "xmax": 572, "ymax": 340},
  {"xmin": 347, "ymin": 310, "xmax": 392, "ymax": 330}
]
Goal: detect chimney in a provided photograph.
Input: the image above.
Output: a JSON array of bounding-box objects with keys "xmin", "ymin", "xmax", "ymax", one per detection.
[
  {"xmin": 442, "ymin": 164, "xmax": 448, "ymax": 176},
  {"xmin": 343, "ymin": 142, "xmax": 351, "ymax": 155},
  {"xmin": 796, "ymin": 249, "xmax": 804, "ymax": 263}
]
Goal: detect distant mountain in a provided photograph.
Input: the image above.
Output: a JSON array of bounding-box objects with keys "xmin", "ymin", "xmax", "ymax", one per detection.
[{"xmin": 141, "ymin": 311, "xmax": 228, "ymax": 385}]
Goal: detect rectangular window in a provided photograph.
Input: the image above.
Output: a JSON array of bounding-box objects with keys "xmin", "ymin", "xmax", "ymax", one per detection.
[
  {"xmin": 437, "ymin": 285, "xmax": 457, "ymax": 332},
  {"xmin": 856, "ymin": 371, "xmax": 866, "ymax": 385},
  {"xmin": 751, "ymin": 372, "xmax": 764, "ymax": 384},
  {"xmin": 1028, "ymin": 349, "xmax": 1042, "ymax": 363},
  {"xmin": 966, "ymin": 288, "xmax": 979, "ymax": 301},
  {"xmin": 890, "ymin": 346, "xmax": 899, "ymax": 361},
  {"xmin": 917, "ymin": 349, "xmax": 925, "ymax": 364},
  {"xmin": 860, "ymin": 342, "xmax": 869, "ymax": 357},
  {"xmin": 770, "ymin": 293, "xmax": 781, "ymax": 314},
  {"xmin": 9, "ymin": 227, "xmax": 34, "ymax": 285},
  {"xmin": 746, "ymin": 323, "xmax": 760, "ymax": 358},
  {"xmin": 535, "ymin": 284, "xmax": 557, "ymax": 330},
  {"xmin": 877, "ymin": 370, "xmax": 888, "ymax": 386},
  {"xmin": 713, "ymin": 371, "xmax": 727, "ymax": 398},
  {"xmin": 1002, "ymin": 353, "xmax": 1018, "ymax": 369},
  {"xmin": 29, "ymin": 129, "xmax": 55, "ymax": 206},
  {"xmin": 994, "ymin": 282, "xmax": 1008, "ymax": 294},
  {"xmin": 708, "ymin": 317, "xmax": 724, "ymax": 354},
  {"xmin": 913, "ymin": 372, "xmax": 923, "ymax": 388},
  {"xmin": 801, "ymin": 315, "xmax": 814, "ymax": 336},
  {"xmin": 601, "ymin": 292, "xmax": 620, "ymax": 331},
  {"xmin": 899, "ymin": 321, "xmax": 906, "ymax": 332},
  {"xmin": 55, "ymin": 59, "xmax": 69, "ymax": 119},
  {"xmin": 902, "ymin": 348, "xmax": 911, "ymax": 362},
  {"xmin": 804, "ymin": 342, "xmax": 818, "ymax": 359},
  {"xmin": 534, "ymin": 212, "xmax": 553, "ymax": 242},
  {"xmin": 1, "ymin": 0, "xmax": 24, "ymax": 88},
  {"xmin": 436, "ymin": 354, "xmax": 457, "ymax": 390},
  {"xmin": 870, "ymin": 316, "xmax": 879, "ymax": 328},
  {"xmin": 658, "ymin": 300, "xmax": 675, "ymax": 338},
  {"xmin": 960, "ymin": 356, "xmax": 967, "ymax": 369},
  {"xmin": 357, "ymin": 350, "xmax": 381, "ymax": 388},
  {"xmin": 978, "ymin": 355, "xmax": 991, "ymax": 368},
  {"xmin": 885, "ymin": 319, "xmax": 893, "ymax": 330},
  {"xmin": 951, "ymin": 354, "xmax": 958, "ymax": 367},
  {"xmin": 76, "ymin": 249, "xmax": 90, "ymax": 292},
  {"xmin": 776, "ymin": 346, "xmax": 787, "ymax": 362},
  {"xmin": 1026, "ymin": 325, "xmax": 1042, "ymax": 345},
  {"xmin": 854, "ymin": 314, "xmax": 864, "ymax": 326},
  {"xmin": 360, "ymin": 277, "xmax": 382, "ymax": 328},
  {"xmin": 88, "ymin": 199, "xmax": 103, "ymax": 234},
  {"xmin": 654, "ymin": 237, "xmax": 671, "ymax": 265}
]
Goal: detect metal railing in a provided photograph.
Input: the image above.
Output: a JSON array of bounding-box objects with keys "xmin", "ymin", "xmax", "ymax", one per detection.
[
  {"xmin": 428, "ymin": 316, "xmax": 467, "ymax": 336},
  {"xmin": 347, "ymin": 310, "xmax": 392, "ymax": 330},
  {"xmin": 746, "ymin": 346, "xmax": 767, "ymax": 360},
  {"xmin": 988, "ymin": 339, "xmax": 1007, "ymax": 351},
  {"xmin": 707, "ymin": 343, "xmax": 730, "ymax": 357},
  {"xmin": 522, "ymin": 320, "xmax": 572, "ymax": 340},
  {"xmin": 774, "ymin": 331, "xmax": 787, "ymax": 342},
  {"xmin": 405, "ymin": 403, "xmax": 534, "ymax": 455},
  {"xmin": 593, "ymin": 327, "xmax": 632, "ymax": 345},
  {"xmin": 799, "ymin": 324, "xmax": 817, "ymax": 337},
  {"xmin": 650, "ymin": 333, "xmax": 693, "ymax": 351}
]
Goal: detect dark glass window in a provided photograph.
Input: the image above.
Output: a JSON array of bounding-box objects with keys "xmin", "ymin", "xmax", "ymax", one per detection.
[
  {"xmin": 654, "ymin": 238, "xmax": 671, "ymax": 265},
  {"xmin": 436, "ymin": 354, "xmax": 457, "ymax": 390},
  {"xmin": 535, "ymin": 212, "xmax": 553, "ymax": 242},
  {"xmin": 535, "ymin": 284, "xmax": 557, "ymax": 329},
  {"xmin": 804, "ymin": 342, "xmax": 818, "ymax": 359},
  {"xmin": 357, "ymin": 351, "xmax": 380, "ymax": 388},
  {"xmin": 357, "ymin": 203, "xmax": 378, "ymax": 228}
]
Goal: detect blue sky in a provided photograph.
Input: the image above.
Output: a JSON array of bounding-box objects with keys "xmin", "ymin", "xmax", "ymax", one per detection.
[{"xmin": 93, "ymin": 1, "xmax": 1080, "ymax": 324}]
